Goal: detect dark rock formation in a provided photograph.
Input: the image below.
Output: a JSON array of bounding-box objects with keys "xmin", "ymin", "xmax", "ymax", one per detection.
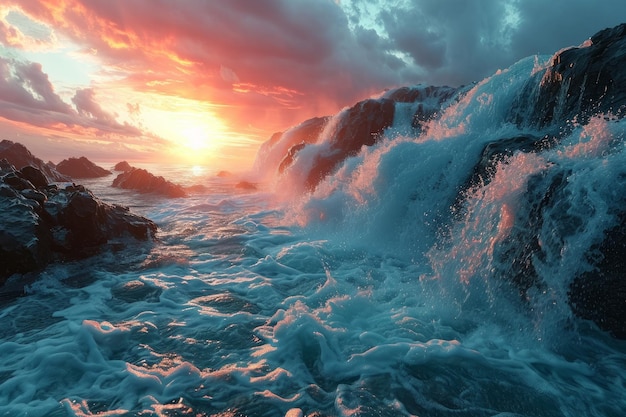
[
  {"xmin": 302, "ymin": 98, "xmax": 395, "ymax": 189},
  {"xmin": 257, "ymin": 85, "xmax": 461, "ymax": 190},
  {"xmin": 569, "ymin": 215, "xmax": 626, "ymax": 339},
  {"xmin": 0, "ymin": 162, "xmax": 157, "ymax": 289},
  {"xmin": 248, "ymin": 24, "xmax": 626, "ymax": 339},
  {"xmin": 510, "ymin": 23, "xmax": 626, "ymax": 129},
  {"xmin": 481, "ymin": 163, "xmax": 626, "ymax": 340},
  {"xmin": 278, "ymin": 143, "xmax": 307, "ymax": 174},
  {"xmin": 114, "ymin": 161, "xmax": 133, "ymax": 172},
  {"xmin": 253, "ymin": 116, "xmax": 329, "ymax": 177},
  {"xmin": 276, "ymin": 117, "xmax": 330, "ymax": 174},
  {"xmin": 383, "ymin": 85, "xmax": 459, "ymax": 131},
  {"xmin": 112, "ymin": 168, "xmax": 187, "ymax": 198},
  {"xmin": 453, "ymin": 134, "xmax": 558, "ymax": 217},
  {"xmin": 56, "ymin": 156, "xmax": 112, "ymax": 178},
  {"xmin": 20, "ymin": 165, "xmax": 49, "ymax": 188},
  {"xmin": 463, "ymin": 24, "xmax": 626, "ymax": 338},
  {"xmin": 0, "ymin": 140, "xmax": 69, "ymax": 182}
]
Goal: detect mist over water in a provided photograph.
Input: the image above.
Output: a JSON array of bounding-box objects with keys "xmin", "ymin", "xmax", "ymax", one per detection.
[{"xmin": 2, "ymin": 51, "xmax": 626, "ymax": 417}]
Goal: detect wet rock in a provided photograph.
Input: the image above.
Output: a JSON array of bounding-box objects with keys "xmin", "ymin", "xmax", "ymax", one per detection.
[
  {"xmin": 510, "ymin": 23, "xmax": 626, "ymax": 129},
  {"xmin": 456, "ymin": 130, "xmax": 626, "ymax": 339},
  {"xmin": 569, "ymin": 214, "xmax": 626, "ymax": 339},
  {"xmin": 0, "ymin": 159, "xmax": 157, "ymax": 290},
  {"xmin": 304, "ymin": 98, "xmax": 395, "ymax": 189},
  {"xmin": 112, "ymin": 168, "xmax": 187, "ymax": 198},
  {"xmin": 56, "ymin": 156, "xmax": 112, "ymax": 178},
  {"xmin": 279, "ymin": 142, "xmax": 307, "ymax": 174},
  {"xmin": 0, "ymin": 186, "xmax": 50, "ymax": 281},
  {"xmin": 453, "ymin": 134, "xmax": 557, "ymax": 217},
  {"xmin": 258, "ymin": 85, "xmax": 462, "ymax": 191},
  {"xmin": 254, "ymin": 116, "xmax": 330, "ymax": 176},
  {"xmin": 383, "ymin": 85, "xmax": 459, "ymax": 130}
]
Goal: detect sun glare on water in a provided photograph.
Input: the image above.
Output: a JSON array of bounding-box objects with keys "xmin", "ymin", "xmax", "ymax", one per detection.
[{"xmin": 191, "ymin": 165, "xmax": 204, "ymax": 176}]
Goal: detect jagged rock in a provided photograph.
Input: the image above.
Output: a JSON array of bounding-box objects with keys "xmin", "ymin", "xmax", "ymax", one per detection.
[
  {"xmin": 302, "ymin": 98, "xmax": 395, "ymax": 189},
  {"xmin": 20, "ymin": 165, "xmax": 49, "ymax": 188},
  {"xmin": 254, "ymin": 116, "xmax": 329, "ymax": 176},
  {"xmin": 0, "ymin": 161, "xmax": 157, "ymax": 289},
  {"xmin": 453, "ymin": 134, "xmax": 557, "ymax": 217},
  {"xmin": 112, "ymin": 168, "xmax": 187, "ymax": 198},
  {"xmin": 56, "ymin": 156, "xmax": 112, "ymax": 178},
  {"xmin": 510, "ymin": 23, "xmax": 626, "ymax": 129},
  {"xmin": 257, "ymin": 85, "xmax": 463, "ymax": 190},
  {"xmin": 114, "ymin": 161, "xmax": 133, "ymax": 172},
  {"xmin": 569, "ymin": 215, "xmax": 626, "ymax": 339},
  {"xmin": 383, "ymin": 85, "xmax": 459, "ymax": 130},
  {"xmin": 277, "ymin": 117, "xmax": 330, "ymax": 174},
  {"xmin": 0, "ymin": 140, "xmax": 69, "ymax": 182},
  {"xmin": 279, "ymin": 143, "xmax": 307, "ymax": 174}
]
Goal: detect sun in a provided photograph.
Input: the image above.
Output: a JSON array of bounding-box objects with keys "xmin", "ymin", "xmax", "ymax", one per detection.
[{"xmin": 181, "ymin": 125, "xmax": 210, "ymax": 151}]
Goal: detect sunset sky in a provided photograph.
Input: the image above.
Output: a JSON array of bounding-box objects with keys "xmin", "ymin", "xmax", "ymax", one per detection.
[{"xmin": 1, "ymin": 0, "xmax": 625, "ymax": 169}]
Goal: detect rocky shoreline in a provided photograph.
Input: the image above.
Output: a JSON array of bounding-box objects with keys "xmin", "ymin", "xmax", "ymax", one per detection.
[{"xmin": 0, "ymin": 141, "xmax": 159, "ymax": 295}]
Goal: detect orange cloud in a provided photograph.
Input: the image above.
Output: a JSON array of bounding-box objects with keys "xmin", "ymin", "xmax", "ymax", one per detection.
[
  {"xmin": 16, "ymin": 0, "xmax": 617, "ymax": 168},
  {"xmin": 5, "ymin": 0, "xmax": 406, "ymax": 143}
]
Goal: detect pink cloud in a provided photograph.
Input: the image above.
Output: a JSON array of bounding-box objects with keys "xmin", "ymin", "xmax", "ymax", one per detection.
[
  {"xmin": 7, "ymin": 0, "xmax": 407, "ymax": 135},
  {"xmin": 4, "ymin": 0, "xmax": 626, "ymax": 161},
  {"xmin": 0, "ymin": 18, "xmax": 21, "ymax": 47},
  {"xmin": 0, "ymin": 56, "xmax": 146, "ymax": 138}
]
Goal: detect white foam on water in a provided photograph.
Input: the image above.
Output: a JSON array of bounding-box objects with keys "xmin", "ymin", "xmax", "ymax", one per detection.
[{"xmin": 2, "ymin": 53, "xmax": 626, "ymax": 417}]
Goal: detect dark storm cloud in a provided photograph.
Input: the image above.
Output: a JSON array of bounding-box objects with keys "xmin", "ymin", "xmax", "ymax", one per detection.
[
  {"xmin": 511, "ymin": 0, "xmax": 626, "ymax": 57},
  {"xmin": 370, "ymin": 0, "xmax": 626, "ymax": 86}
]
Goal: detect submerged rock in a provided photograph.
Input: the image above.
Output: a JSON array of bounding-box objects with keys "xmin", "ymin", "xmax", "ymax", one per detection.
[
  {"xmin": 235, "ymin": 180, "xmax": 257, "ymax": 191},
  {"xmin": 0, "ymin": 159, "xmax": 157, "ymax": 290},
  {"xmin": 56, "ymin": 156, "xmax": 112, "ymax": 178},
  {"xmin": 569, "ymin": 216, "xmax": 626, "ymax": 339},
  {"xmin": 112, "ymin": 168, "xmax": 187, "ymax": 198}
]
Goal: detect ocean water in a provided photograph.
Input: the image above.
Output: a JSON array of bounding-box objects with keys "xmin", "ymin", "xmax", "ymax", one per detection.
[{"xmin": 2, "ymin": 53, "xmax": 626, "ymax": 417}]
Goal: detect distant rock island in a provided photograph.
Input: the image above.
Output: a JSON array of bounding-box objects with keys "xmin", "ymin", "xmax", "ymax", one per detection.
[
  {"xmin": 113, "ymin": 161, "xmax": 133, "ymax": 172},
  {"xmin": 56, "ymin": 156, "xmax": 112, "ymax": 178},
  {"xmin": 112, "ymin": 165, "xmax": 187, "ymax": 198}
]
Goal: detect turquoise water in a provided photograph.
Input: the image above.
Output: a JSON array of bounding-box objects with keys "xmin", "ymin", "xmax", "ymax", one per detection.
[{"xmin": 1, "ymin": 53, "xmax": 626, "ymax": 416}]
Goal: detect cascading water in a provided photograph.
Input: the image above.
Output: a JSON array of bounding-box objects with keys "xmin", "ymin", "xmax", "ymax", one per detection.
[{"xmin": 2, "ymin": 25, "xmax": 626, "ymax": 417}]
